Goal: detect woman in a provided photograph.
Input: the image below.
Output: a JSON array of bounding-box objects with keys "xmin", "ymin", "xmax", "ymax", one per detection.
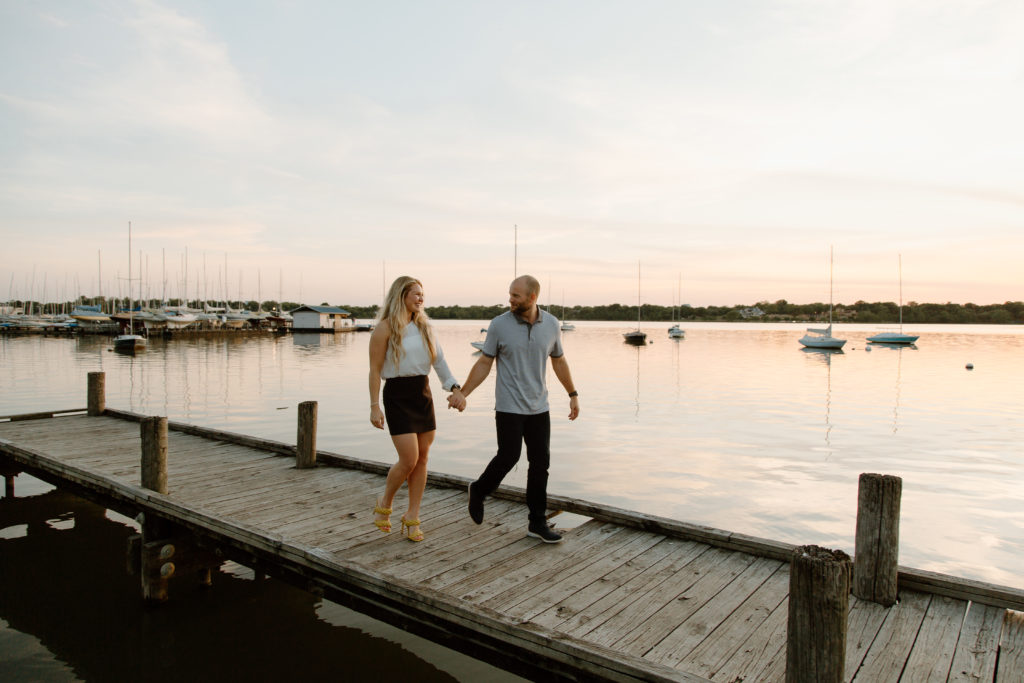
[{"xmin": 369, "ymin": 276, "xmax": 465, "ymax": 542}]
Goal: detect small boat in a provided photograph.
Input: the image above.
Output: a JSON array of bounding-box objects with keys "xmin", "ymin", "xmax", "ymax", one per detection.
[
  {"xmin": 800, "ymin": 325, "xmax": 846, "ymax": 349},
  {"xmin": 800, "ymin": 247, "xmax": 845, "ymax": 350},
  {"xmin": 667, "ymin": 274, "xmax": 685, "ymax": 338},
  {"xmin": 623, "ymin": 330, "xmax": 647, "ymax": 345},
  {"xmin": 560, "ymin": 292, "xmax": 575, "ymax": 331},
  {"xmin": 355, "ymin": 322, "xmax": 374, "ymax": 332},
  {"xmin": 623, "ymin": 261, "xmax": 647, "ymax": 345},
  {"xmin": 70, "ymin": 305, "xmax": 111, "ymax": 323},
  {"xmin": 470, "ymin": 340, "xmax": 486, "ymax": 351},
  {"xmin": 867, "ymin": 254, "xmax": 918, "ymax": 345},
  {"xmin": 113, "ymin": 222, "xmax": 146, "ymax": 354}
]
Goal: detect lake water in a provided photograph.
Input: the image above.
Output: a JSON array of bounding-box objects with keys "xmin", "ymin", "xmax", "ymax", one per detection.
[{"xmin": 2, "ymin": 320, "xmax": 1022, "ymax": 678}]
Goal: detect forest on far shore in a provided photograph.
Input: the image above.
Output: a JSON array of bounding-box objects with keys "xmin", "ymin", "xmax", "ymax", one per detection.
[{"xmin": 338, "ymin": 299, "xmax": 1024, "ymax": 325}]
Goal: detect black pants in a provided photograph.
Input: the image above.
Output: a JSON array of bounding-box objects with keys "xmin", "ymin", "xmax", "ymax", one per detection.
[{"xmin": 475, "ymin": 411, "xmax": 551, "ymax": 524}]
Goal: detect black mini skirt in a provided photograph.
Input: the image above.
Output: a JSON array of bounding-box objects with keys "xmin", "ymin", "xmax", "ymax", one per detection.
[{"xmin": 383, "ymin": 375, "xmax": 436, "ymax": 436}]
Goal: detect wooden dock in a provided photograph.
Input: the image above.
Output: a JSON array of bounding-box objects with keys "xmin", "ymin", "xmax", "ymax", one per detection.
[{"xmin": 2, "ymin": 396, "xmax": 1023, "ymax": 681}]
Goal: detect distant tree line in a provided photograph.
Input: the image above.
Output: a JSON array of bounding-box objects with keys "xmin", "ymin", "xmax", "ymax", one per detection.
[{"xmin": 9, "ymin": 297, "xmax": 1023, "ymax": 324}]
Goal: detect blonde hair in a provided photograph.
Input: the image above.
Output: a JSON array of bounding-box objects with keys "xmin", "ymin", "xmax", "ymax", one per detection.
[{"xmin": 377, "ymin": 276, "xmax": 437, "ymax": 369}]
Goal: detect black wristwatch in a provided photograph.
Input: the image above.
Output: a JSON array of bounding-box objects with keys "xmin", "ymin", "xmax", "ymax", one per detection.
[
  {"xmin": 451, "ymin": 384, "xmax": 462, "ymax": 391},
  {"xmin": 568, "ymin": 391, "xmax": 578, "ymax": 397}
]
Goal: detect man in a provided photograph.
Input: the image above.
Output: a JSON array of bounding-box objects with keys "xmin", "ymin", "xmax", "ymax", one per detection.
[{"xmin": 451, "ymin": 275, "xmax": 579, "ymax": 543}]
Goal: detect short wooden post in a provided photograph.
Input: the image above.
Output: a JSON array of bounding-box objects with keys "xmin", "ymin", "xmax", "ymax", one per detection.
[
  {"xmin": 140, "ymin": 416, "xmax": 168, "ymax": 494},
  {"xmin": 786, "ymin": 545, "xmax": 851, "ymax": 683},
  {"xmin": 296, "ymin": 400, "xmax": 317, "ymax": 468},
  {"xmin": 853, "ymin": 472, "xmax": 902, "ymax": 606},
  {"xmin": 87, "ymin": 371, "xmax": 105, "ymax": 416}
]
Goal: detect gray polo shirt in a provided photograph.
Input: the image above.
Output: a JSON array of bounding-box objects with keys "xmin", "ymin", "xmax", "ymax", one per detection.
[{"xmin": 482, "ymin": 309, "xmax": 564, "ymax": 415}]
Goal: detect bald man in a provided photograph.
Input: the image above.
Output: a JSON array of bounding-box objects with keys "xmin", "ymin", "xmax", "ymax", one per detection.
[{"xmin": 452, "ymin": 275, "xmax": 580, "ymax": 543}]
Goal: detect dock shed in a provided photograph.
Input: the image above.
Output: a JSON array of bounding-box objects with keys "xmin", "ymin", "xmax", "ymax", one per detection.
[{"xmin": 289, "ymin": 305, "xmax": 353, "ymax": 332}]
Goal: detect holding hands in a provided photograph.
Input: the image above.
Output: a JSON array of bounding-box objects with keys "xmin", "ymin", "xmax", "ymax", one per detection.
[{"xmin": 447, "ymin": 388, "xmax": 467, "ymax": 412}]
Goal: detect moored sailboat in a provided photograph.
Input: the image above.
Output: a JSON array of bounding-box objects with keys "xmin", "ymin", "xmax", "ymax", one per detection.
[
  {"xmin": 113, "ymin": 222, "xmax": 147, "ymax": 354},
  {"xmin": 623, "ymin": 261, "xmax": 647, "ymax": 345},
  {"xmin": 800, "ymin": 247, "xmax": 846, "ymax": 350},
  {"xmin": 867, "ymin": 254, "xmax": 919, "ymax": 345}
]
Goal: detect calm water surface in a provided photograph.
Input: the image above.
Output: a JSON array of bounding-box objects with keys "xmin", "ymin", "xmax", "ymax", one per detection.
[{"xmin": 2, "ymin": 321, "xmax": 1023, "ymax": 677}]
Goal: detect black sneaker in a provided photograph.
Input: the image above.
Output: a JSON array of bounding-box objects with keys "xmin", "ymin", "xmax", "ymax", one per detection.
[
  {"xmin": 527, "ymin": 523, "xmax": 563, "ymax": 544},
  {"xmin": 468, "ymin": 482, "xmax": 484, "ymax": 524}
]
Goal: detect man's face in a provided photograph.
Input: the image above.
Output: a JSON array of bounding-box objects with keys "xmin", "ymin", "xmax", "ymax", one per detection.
[{"xmin": 508, "ymin": 281, "xmax": 535, "ymax": 316}]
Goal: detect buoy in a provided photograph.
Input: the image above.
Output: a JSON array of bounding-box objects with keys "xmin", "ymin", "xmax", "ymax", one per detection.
[
  {"xmin": 865, "ymin": 346, "xmax": 872, "ymax": 352},
  {"xmin": 966, "ymin": 363, "xmax": 974, "ymax": 370}
]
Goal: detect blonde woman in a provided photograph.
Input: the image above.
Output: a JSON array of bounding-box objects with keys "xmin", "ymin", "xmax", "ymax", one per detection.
[{"xmin": 369, "ymin": 276, "xmax": 466, "ymax": 541}]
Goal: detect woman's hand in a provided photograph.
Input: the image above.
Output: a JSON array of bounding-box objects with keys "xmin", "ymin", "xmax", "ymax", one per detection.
[
  {"xmin": 447, "ymin": 388, "xmax": 467, "ymax": 412},
  {"xmin": 370, "ymin": 404, "xmax": 385, "ymax": 429}
]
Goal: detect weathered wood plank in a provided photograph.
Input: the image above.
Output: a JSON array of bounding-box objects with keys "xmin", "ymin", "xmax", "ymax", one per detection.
[
  {"xmin": 672, "ymin": 563, "xmax": 789, "ymax": 677},
  {"xmin": 899, "ymin": 594, "xmax": 967, "ymax": 682},
  {"xmin": 481, "ymin": 528, "xmax": 654, "ymax": 612},
  {"xmin": 443, "ymin": 522, "xmax": 626, "ymax": 601},
  {"xmin": 588, "ymin": 548, "xmax": 754, "ymax": 650},
  {"xmin": 503, "ymin": 532, "xmax": 667, "ymax": 621},
  {"xmin": 997, "ymin": 610, "xmax": 1024, "ymax": 683},
  {"xmin": 946, "ymin": 602, "xmax": 1002, "ymax": 682},
  {"xmin": 555, "ymin": 541, "xmax": 712, "ymax": 638},
  {"xmin": 851, "ymin": 591, "xmax": 931, "ymax": 681},
  {"xmin": 844, "ymin": 595, "xmax": 891, "ymax": 682},
  {"xmin": 643, "ymin": 556, "xmax": 784, "ymax": 667},
  {"xmin": 709, "ymin": 596, "xmax": 787, "ymax": 683}
]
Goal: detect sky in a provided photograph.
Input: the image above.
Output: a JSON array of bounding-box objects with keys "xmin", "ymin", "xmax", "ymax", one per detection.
[{"xmin": 1, "ymin": 0, "xmax": 1022, "ymax": 308}]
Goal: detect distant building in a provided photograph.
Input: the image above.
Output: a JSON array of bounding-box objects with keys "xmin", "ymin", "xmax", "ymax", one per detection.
[
  {"xmin": 290, "ymin": 305, "xmax": 354, "ymax": 332},
  {"xmin": 739, "ymin": 306, "xmax": 765, "ymax": 319}
]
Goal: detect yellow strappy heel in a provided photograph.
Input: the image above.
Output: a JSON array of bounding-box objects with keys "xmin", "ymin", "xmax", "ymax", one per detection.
[
  {"xmin": 373, "ymin": 497, "xmax": 392, "ymax": 533},
  {"xmin": 401, "ymin": 516, "xmax": 424, "ymax": 542}
]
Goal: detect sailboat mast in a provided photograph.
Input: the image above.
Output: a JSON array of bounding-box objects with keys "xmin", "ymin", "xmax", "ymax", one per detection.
[
  {"xmin": 828, "ymin": 245, "xmax": 834, "ymax": 327},
  {"xmin": 898, "ymin": 253, "xmax": 904, "ymax": 331},
  {"xmin": 637, "ymin": 260, "xmax": 641, "ymax": 327},
  {"xmin": 128, "ymin": 222, "xmax": 133, "ymax": 329}
]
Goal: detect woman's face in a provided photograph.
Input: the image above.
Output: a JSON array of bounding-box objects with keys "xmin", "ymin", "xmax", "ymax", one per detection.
[{"xmin": 403, "ymin": 283, "xmax": 424, "ymax": 315}]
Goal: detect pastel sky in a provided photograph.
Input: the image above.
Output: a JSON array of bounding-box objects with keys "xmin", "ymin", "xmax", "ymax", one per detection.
[{"xmin": 2, "ymin": 1, "xmax": 1022, "ymax": 308}]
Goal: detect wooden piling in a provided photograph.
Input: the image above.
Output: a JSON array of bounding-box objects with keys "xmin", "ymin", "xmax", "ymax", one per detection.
[
  {"xmin": 87, "ymin": 371, "xmax": 105, "ymax": 416},
  {"xmin": 140, "ymin": 416, "xmax": 168, "ymax": 494},
  {"xmin": 786, "ymin": 545, "xmax": 851, "ymax": 683},
  {"xmin": 853, "ymin": 473, "xmax": 902, "ymax": 606},
  {"xmin": 296, "ymin": 400, "xmax": 317, "ymax": 469}
]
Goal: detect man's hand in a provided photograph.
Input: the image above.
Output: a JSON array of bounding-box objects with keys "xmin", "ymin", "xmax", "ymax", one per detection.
[
  {"xmin": 568, "ymin": 395, "xmax": 579, "ymax": 421},
  {"xmin": 448, "ymin": 388, "xmax": 467, "ymax": 412}
]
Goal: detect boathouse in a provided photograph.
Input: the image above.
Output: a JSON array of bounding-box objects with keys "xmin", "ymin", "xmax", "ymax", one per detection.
[{"xmin": 290, "ymin": 305, "xmax": 353, "ymax": 332}]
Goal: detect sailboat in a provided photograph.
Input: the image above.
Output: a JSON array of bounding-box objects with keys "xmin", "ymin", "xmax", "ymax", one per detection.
[
  {"xmin": 668, "ymin": 273, "xmax": 685, "ymax": 339},
  {"xmin": 799, "ymin": 247, "xmax": 846, "ymax": 350},
  {"xmin": 623, "ymin": 261, "xmax": 647, "ymax": 345},
  {"xmin": 560, "ymin": 290, "xmax": 575, "ymax": 331},
  {"xmin": 113, "ymin": 222, "xmax": 147, "ymax": 353},
  {"xmin": 867, "ymin": 254, "xmax": 919, "ymax": 345}
]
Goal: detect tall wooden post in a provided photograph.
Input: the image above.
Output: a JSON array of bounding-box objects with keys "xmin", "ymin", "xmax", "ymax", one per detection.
[
  {"xmin": 139, "ymin": 417, "xmax": 169, "ymax": 603},
  {"xmin": 853, "ymin": 472, "xmax": 902, "ymax": 606},
  {"xmin": 786, "ymin": 545, "xmax": 851, "ymax": 683},
  {"xmin": 140, "ymin": 416, "xmax": 168, "ymax": 494},
  {"xmin": 87, "ymin": 371, "xmax": 105, "ymax": 416},
  {"xmin": 296, "ymin": 401, "xmax": 317, "ymax": 469}
]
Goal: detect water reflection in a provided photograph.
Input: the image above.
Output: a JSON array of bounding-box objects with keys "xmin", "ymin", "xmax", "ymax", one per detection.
[{"xmin": 800, "ymin": 347, "xmax": 841, "ymax": 452}]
